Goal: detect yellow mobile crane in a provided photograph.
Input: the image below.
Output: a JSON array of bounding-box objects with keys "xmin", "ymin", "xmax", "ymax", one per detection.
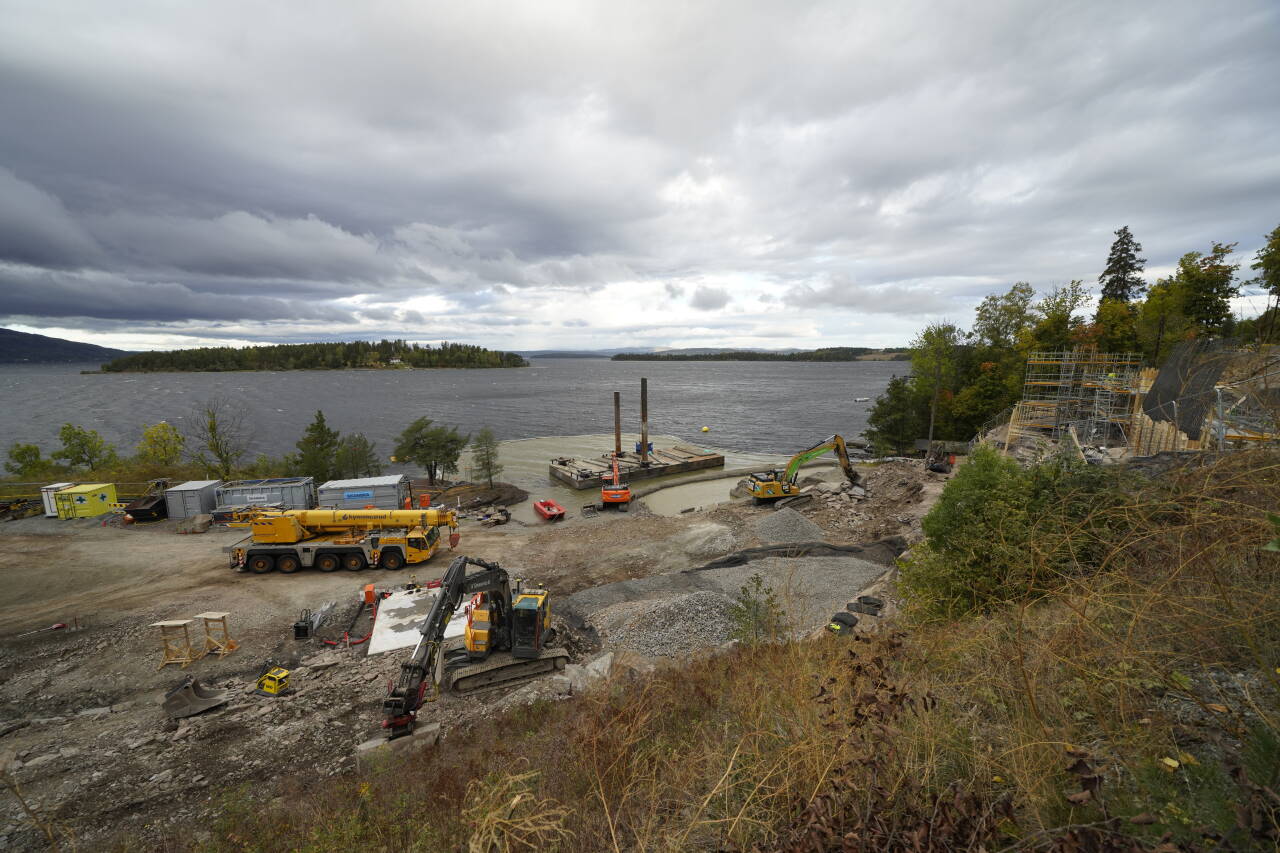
[
  {"xmin": 227, "ymin": 508, "xmax": 459, "ymax": 574},
  {"xmin": 747, "ymin": 434, "xmax": 861, "ymax": 503}
]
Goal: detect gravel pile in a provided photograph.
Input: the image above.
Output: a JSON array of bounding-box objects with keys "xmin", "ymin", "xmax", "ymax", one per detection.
[
  {"xmin": 752, "ymin": 507, "xmax": 824, "ymax": 544},
  {"xmin": 589, "ymin": 590, "xmax": 735, "ymax": 657},
  {"xmin": 673, "ymin": 522, "xmax": 739, "ymax": 559}
]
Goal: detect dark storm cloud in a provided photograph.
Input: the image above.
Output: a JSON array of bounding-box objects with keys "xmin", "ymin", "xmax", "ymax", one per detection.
[
  {"xmin": 0, "ymin": 0, "xmax": 1277, "ymax": 346},
  {"xmin": 0, "ymin": 264, "xmax": 351, "ymax": 323}
]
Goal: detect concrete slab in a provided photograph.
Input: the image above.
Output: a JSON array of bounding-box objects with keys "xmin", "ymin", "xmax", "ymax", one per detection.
[{"xmin": 366, "ymin": 588, "xmax": 466, "ymax": 656}]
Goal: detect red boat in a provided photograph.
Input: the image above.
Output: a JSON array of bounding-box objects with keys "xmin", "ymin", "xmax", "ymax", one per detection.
[{"xmin": 533, "ymin": 499, "xmax": 566, "ymax": 521}]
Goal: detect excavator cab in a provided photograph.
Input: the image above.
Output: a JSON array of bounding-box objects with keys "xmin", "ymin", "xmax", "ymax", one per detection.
[{"xmin": 510, "ymin": 588, "xmax": 550, "ymax": 659}]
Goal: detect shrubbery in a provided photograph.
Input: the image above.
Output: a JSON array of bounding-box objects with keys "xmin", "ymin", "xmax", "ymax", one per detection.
[{"xmin": 900, "ymin": 444, "xmax": 1128, "ymax": 617}]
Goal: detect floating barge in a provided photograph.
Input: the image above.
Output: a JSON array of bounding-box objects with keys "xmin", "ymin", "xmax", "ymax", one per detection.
[
  {"xmin": 550, "ymin": 446, "xmax": 725, "ymax": 489},
  {"xmin": 549, "ymin": 377, "xmax": 725, "ymax": 489}
]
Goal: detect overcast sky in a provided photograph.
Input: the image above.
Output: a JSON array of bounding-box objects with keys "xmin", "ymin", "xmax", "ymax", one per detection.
[{"xmin": 2, "ymin": 1, "xmax": 1278, "ymax": 352}]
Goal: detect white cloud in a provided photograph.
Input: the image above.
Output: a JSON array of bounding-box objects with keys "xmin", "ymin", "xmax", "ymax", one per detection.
[{"xmin": 0, "ymin": 0, "xmax": 1277, "ymax": 350}]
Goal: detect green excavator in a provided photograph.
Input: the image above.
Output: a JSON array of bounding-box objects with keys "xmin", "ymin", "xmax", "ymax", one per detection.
[{"xmin": 746, "ymin": 434, "xmax": 861, "ymax": 504}]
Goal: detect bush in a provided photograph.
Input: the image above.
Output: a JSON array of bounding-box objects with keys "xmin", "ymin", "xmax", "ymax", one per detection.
[
  {"xmin": 728, "ymin": 573, "xmax": 788, "ymax": 643},
  {"xmin": 901, "ymin": 445, "xmax": 1126, "ymax": 617}
]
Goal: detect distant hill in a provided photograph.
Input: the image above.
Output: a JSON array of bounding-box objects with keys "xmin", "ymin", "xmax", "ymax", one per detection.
[
  {"xmin": 612, "ymin": 347, "xmax": 909, "ymax": 362},
  {"xmin": 0, "ymin": 328, "xmax": 132, "ymax": 364}
]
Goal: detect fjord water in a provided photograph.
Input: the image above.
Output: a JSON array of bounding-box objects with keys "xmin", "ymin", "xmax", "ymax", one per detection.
[{"xmin": 0, "ymin": 358, "xmax": 902, "ymax": 464}]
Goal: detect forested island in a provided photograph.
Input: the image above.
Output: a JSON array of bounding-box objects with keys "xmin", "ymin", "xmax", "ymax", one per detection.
[
  {"xmin": 99, "ymin": 340, "xmax": 528, "ymax": 372},
  {"xmin": 611, "ymin": 347, "xmax": 908, "ymax": 362}
]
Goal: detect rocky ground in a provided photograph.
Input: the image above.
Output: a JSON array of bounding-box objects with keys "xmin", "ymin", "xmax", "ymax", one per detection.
[{"xmin": 0, "ymin": 459, "xmax": 948, "ymax": 850}]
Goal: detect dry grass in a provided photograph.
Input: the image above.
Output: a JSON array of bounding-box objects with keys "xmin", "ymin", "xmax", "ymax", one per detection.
[{"xmin": 173, "ymin": 452, "xmax": 1279, "ymax": 852}]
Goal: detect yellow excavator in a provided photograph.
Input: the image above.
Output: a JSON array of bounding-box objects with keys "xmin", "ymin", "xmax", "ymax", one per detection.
[
  {"xmin": 227, "ymin": 508, "xmax": 459, "ymax": 573},
  {"xmin": 747, "ymin": 434, "xmax": 861, "ymax": 503}
]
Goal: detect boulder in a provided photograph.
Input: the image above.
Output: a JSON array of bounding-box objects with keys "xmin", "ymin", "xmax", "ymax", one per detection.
[{"xmin": 585, "ymin": 652, "xmax": 614, "ymax": 682}]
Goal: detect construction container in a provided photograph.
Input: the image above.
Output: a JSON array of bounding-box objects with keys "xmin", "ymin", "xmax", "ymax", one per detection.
[
  {"xmin": 54, "ymin": 483, "xmax": 117, "ymax": 519},
  {"xmin": 40, "ymin": 482, "xmax": 75, "ymax": 517},
  {"xmin": 215, "ymin": 477, "xmax": 316, "ymax": 511},
  {"xmin": 164, "ymin": 480, "xmax": 221, "ymax": 520},
  {"xmin": 317, "ymin": 475, "xmax": 410, "ymax": 510}
]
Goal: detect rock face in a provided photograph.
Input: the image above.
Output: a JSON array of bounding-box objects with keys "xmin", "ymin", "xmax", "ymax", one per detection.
[{"xmin": 752, "ymin": 508, "xmax": 824, "ymax": 544}]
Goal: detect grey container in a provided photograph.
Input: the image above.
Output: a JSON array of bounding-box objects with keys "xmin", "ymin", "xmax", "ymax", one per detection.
[
  {"xmin": 215, "ymin": 477, "xmax": 316, "ymax": 510},
  {"xmin": 164, "ymin": 480, "xmax": 222, "ymax": 520},
  {"xmin": 317, "ymin": 475, "xmax": 411, "ymax": 510}
]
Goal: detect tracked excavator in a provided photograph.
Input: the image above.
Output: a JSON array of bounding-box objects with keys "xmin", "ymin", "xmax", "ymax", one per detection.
[
  {"xmin": 227, "ymin": 508, "xmax": 459, "ymax": 573},
  {"xmin": 600, "ymin": 453, "xmax": 631, "ymax": 510},
  {"xmin": 747, "ymin": 434, "xmax": 861, "ymax": 503},
  {"xmin": 383, "ymin": 555, "xmax": 569, "ymax": 738}
]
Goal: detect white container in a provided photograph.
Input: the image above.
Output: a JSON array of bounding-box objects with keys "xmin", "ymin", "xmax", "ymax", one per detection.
[
  {"xmin": 41, "ymin": 482, "xmax": 74, "ymax": 518},
  {"xmin": 317, "ymin": 475, "xmax": 410, "ymax": 510}
]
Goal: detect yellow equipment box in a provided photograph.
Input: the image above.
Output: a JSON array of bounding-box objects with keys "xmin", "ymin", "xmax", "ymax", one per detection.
[
  {"xmin": 255, "ymin": 667, "xmax": 291, "ymax": 696},
  {"xmin": 54, "ymin": 483, "xmax": 118, "ymax": 519}
]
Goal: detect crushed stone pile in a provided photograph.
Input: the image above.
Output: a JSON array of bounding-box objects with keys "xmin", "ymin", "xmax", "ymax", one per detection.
[
  {"xmin": 673, "ymin": 522, "xmax": 739, "ymax": 559},
  {"xmin": 590, "ymin": 590, "xmax": 735, "ymax": 658},
  {"xmin": 752, "ymin": 507, "xmax": 824, "ymax": 544}
]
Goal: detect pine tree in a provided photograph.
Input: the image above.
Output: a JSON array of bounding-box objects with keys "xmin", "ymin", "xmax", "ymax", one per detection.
[
  {"xmin": 470, "ymin": 428, "xmax": 503, "ymax": 488},
  {"xmin": 294, "ymin": 410, "xmax": 341, "ymax": 483},
  {"xmin": 1097, "ymin": 226, "xmax": 1147, "ymax": 304},
  {"xmin": 864, "ymin": 375, "xmax": 924, "ymax": 456},
  {"xmin": 334, "ymin": 433, "xmax": 383, "ymax": 479}
]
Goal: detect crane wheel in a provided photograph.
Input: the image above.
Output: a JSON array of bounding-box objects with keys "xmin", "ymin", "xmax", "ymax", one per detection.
[
  {"xmin": 246, "ymin": 554, "xmax": 275, "ymax": 574},
  {"xmin": 342, "ymin": 553, "xmax": 366, "ymax": 571},
  {"xmin": 277, "ymin": 555, "xmax": 301, "ymax": 573},
  {"xmin": 380, "ymin": 550, "xmax": 405, "ymax": 571},
  {"xmin": 315, "ymin": 553, "xmax": 340, "ymax": 573}
]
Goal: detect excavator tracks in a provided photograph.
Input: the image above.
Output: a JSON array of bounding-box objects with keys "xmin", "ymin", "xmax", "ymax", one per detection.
[{"xmin": 443, "ymin": 648, "xmax": 570, "ymax": 696}]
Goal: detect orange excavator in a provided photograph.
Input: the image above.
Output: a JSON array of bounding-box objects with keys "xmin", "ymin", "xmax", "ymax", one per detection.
[{"xmin": 600, "ymin": 453, "xmax": 631, "ymax": 510}]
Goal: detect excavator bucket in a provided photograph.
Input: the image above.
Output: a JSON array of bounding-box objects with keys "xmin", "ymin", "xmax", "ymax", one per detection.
[{"xmin": 162, "ymin": 676, "xmax": 232, "ymax": 718}]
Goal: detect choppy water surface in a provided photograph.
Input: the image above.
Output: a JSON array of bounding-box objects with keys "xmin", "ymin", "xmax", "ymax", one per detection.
[
  {"xmin": 0, "ymin": 359, "xmax": 902, "ymax": 506},
  {"xmin": 0, "ymin": 359, "xmax": 900, "ymax": 454}
]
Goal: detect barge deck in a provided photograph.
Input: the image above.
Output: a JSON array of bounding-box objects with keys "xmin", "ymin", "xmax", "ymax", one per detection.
[{"xmin": 549, "ymin": 446, "xmax": 725, "ymax": 489}]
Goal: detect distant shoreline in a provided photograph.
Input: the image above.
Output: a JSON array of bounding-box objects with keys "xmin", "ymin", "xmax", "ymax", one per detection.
[
  {"xmin": 611, "ymin": 349, "xmax": 909, "ymax": 363},
  {"xmin": 81, "ymin": 364, "xmax": 526, "ymax": 375}
]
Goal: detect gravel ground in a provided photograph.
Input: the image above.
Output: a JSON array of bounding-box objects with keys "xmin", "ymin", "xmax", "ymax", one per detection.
[
  {"xmin": 566, "ymin": 554, "xmax": 888, "ymax": 637},
  {"xmin": 752, "ymin": 507, "xmax": 824, "ymax": 544},
  {"xmin": 590, "ymin": 590, "xmax": 736, "ymax": 657}
]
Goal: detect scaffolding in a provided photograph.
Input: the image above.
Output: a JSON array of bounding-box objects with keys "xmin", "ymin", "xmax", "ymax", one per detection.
[{"xmin": 1006, "ymin": 350, "xmax": 1143, "ymax": 453}]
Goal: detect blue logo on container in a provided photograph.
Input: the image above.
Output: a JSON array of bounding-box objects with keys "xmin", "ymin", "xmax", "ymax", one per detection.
[{"xmin": 344, "ymin": 490, "xmax": 374, "ymax": 500}]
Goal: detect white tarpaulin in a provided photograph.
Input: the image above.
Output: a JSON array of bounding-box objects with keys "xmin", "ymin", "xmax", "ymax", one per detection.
[{"xmin": 366, "ymin": 587, "xmax": 467, "ymax": 656}]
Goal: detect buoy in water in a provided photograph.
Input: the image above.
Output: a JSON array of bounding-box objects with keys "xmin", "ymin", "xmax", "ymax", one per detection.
[{"xmin": 701, "ymin": 426, "xmax": 710, "ymax": 432}]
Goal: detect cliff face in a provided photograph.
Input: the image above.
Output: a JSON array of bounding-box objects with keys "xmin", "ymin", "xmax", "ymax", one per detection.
[{"xmin": 0, "ymin": 327, "xmax": 130, "ymax": 364}]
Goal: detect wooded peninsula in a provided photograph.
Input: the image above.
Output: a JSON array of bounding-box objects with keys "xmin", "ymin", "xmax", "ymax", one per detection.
[{"xmin": 99, "ymin": 340, "xmax": 528, "ymax": 372}]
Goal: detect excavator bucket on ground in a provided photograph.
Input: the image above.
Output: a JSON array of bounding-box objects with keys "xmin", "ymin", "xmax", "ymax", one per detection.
[{"xmin": 162, "ymin": 676, "xmax": 231, "ymax": 718}]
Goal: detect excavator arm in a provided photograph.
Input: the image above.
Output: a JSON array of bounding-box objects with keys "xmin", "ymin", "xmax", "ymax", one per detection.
[
  {"xmin": 781, "ymin": 435, "xmax": 861, "ymax": 486},
  {"xmin": 382, "ymin": 555, "xmax": 511, "ymax": 738}
]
